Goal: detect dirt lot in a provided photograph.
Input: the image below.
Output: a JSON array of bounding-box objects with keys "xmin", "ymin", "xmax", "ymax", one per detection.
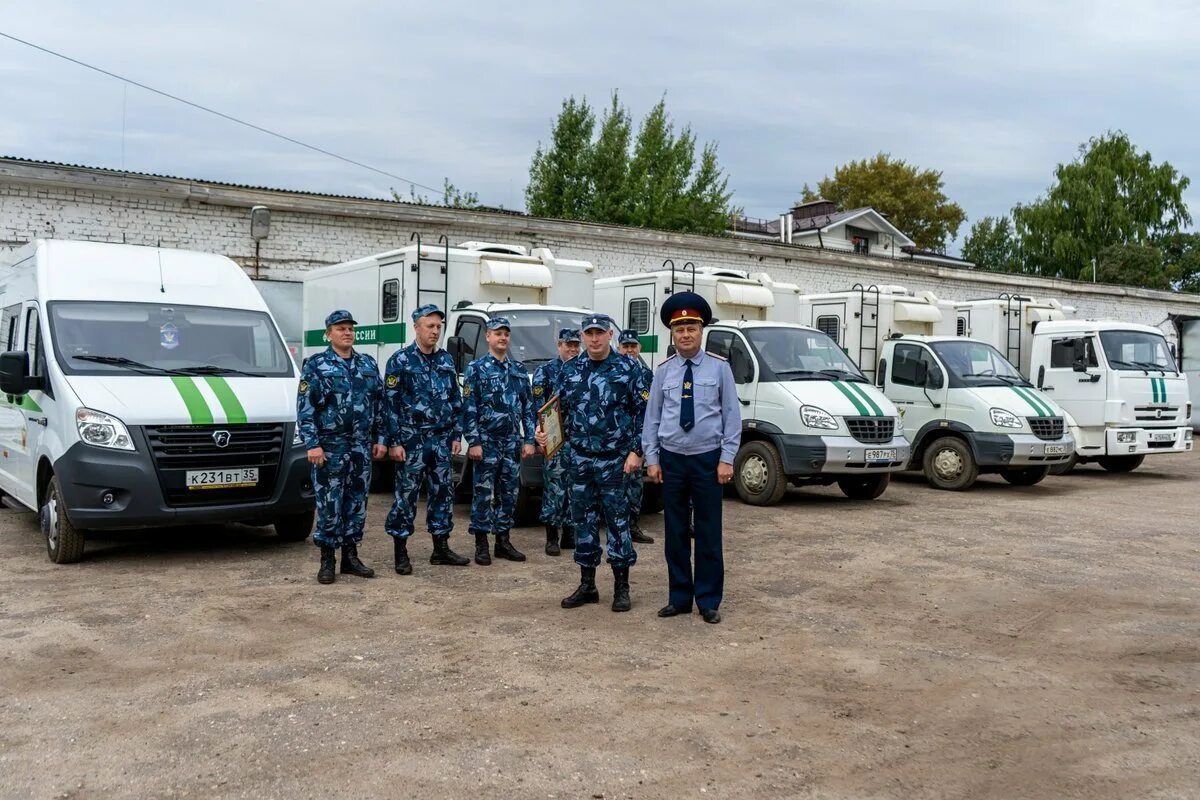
[{"xmin": 1, "ymin": 454, "xmax": 1199, "ymax": 800}]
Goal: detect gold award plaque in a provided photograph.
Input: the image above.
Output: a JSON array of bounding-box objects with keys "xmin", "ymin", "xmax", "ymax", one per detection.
[{"xmin": 538, "ymin": 394, "xmax": 565, "ymax": 459}]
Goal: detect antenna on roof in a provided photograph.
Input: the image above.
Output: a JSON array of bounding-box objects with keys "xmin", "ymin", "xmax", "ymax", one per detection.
[{"xmin": 157, "ymin": 249, "xmax": 166, "ymax": 293}]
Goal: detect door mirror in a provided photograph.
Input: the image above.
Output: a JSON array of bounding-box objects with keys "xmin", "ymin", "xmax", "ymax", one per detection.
[
  {"xmin": 1037, "ymin": 365, "xmax": 1045, "ymax": 388},
  {"xmin": 729, "ymin": 348, "xmax": 754, "ymax": 383},
  {"xmin": 926, "ymin": 364, "xmax": 944, "ymax": 389},
  {"xmin": 0, "ymin": 351, "xmax": 36, "ymax": 395},
  {"xmin": 1071, "ymin": 338, "xmax": 1089, "ymax": 372},
  {"xmin": 446, "ymin": 336, "xmax": 467, "ymax": 373},
  {"xmin": 1071, "ymin": 358, "xmax": 1089, "ymax": 373},
  {"xmin": 914, "ymin": 359, "xmax": 928, "ymax": 386}
]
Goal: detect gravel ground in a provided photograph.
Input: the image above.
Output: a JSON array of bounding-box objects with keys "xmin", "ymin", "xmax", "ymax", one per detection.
[{"xmin": 1, "ymin": 454, "xmax": 1198, "ymax": 799}]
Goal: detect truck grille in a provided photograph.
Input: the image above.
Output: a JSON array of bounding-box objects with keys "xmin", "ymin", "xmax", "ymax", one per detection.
[
  {"xmin": 846, "ymin": 417, "xmax": 895, "ymax": 443},
  {"xmin": 1027, "ymin": 417, "xmax": 1065, "ymax": 440},
  {"xmin": 1134, "ymin": 405, "xmax": 1180, "ymax": 422},
  {"xmin": 144, "ymin": 423, "xmax": 285, "ymax": 507}
]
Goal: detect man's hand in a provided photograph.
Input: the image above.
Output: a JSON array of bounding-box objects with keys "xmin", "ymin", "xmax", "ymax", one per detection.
[
  {"xmin": 451, "ymin": 439, "xmax": 461, "ymax": 456},
  {"xmin": 717, "ymin": 461, "xmax": 734, "ymax": 485},
  {"xmin": 534, "ymin": 424, "xmax": 548, "ymax": 448},
  {"xmin": 468, "ymin": 445, "xmax": 483, "ymax": 461},
  {"xmin": 646, "ymin": 464, "xmax": 662, "ymax": 483},
  {"xmin": 522, "ymin": 443, "xmax": 536, "ymax": 459},
  {"xmin": 389, "ymin": 445, "xmax": 406, "ymax": 462},
  {"xmin": 623, "ymin": 451, "xmax": 642, "ymax": 475},
  {"xmin": 372, "ymin": 443, "xmax": 387, "ymax": 460},
  {"xmin": 307, "ymin": 447, "xmax": 326, "ymax": 467}
]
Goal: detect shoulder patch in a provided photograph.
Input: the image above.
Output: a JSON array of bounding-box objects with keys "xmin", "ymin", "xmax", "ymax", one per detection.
[
  {"xmin": 533, "ymin": 385, "xmax": 544, "ymax": 397},
  {"xmin": 661, "ymin": 354, "xmax": 678, "ymax": 364},
  {"xmin": 463, "ymin": 383, "xmax": 472, "ymax": 396},
  {"xmin": 641, "ymin": 389, "xmax": 649, "ymax": 400},
  {"xmin": 298, "ymin": 380, "xmax": 309, "ymax": 395},
  {"xmin": 708, "ymin": 353, "xmax": 728, "ymax": 361},
  {"xmin": 386, "ymin": 374, "xmax": 398, "ymax": 388}
]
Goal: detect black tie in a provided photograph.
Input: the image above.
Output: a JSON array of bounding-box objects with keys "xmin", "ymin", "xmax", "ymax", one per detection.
[{"xmin": 680, "ymin": 359, "xmax": 695, "ymax": 432}]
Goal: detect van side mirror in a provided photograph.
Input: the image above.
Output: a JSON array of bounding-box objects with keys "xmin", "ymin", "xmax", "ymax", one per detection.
[
  {"xmin": 1071, "ymin": 339, "xmax": 1088, "ymax": 372},
  {"xmin": 1071, "ymin": 358, "xmax": 1088, "ymax": 373},
  {"xmin": 729, "ymin": 349, "xmax": 754, "ymax": 384},
  {"xmin": 914, "ymin": 359, "xmax": 928, "ymax": 386},
  {"xmin": 446, "ymin": 336, "xmax": 467, "ymax": 373},
  {"xmin": 876, "ymin": 358, "xmax": 887, "ymax": 388},
  {"xmin": 926, "ymin": 364, "xmax": 944, "ymax": 389},
  {"xmin": 0, "ymin": 351, "xmax": 37, "ymax": 395}
]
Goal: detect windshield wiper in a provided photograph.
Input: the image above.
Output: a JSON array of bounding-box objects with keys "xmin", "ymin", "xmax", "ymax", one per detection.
[
  {"xmin": 993, "ymin": 374, "xmax": 1029, "ymax": 386},
  {"xmin": 177, "ymin": 364, "xmax": 265, "ymax": 378},
  {"xmin": 774, "ymin": 369, "xmax": 835, "ymax": 381},
  {"xmin": 817, "ymin": 368, "xmax": 868, "ymax": 383},
  {"xmin": 1130, "ymin": 360, "xmax": 1167, "ymax": 374},
  {"xmin": 71, "ymin": 355, "xmax": 184, "ymax": 375}
]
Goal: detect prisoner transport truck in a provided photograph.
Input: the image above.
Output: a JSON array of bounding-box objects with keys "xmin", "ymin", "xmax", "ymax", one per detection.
[
  {"xmin": 955, "ymin": 295, "xmax": 1193, "ymax": 472},
  {"xmin": 801, "ymin": 285, "xmax": 1074, "ymax": 490},
  {"xmin": 0, "ymin": 240, "xmax": 315, "ymax": 563},
  {"xmin": 598, "ymin": 265, "xmax": 909, "ymax": 504}
]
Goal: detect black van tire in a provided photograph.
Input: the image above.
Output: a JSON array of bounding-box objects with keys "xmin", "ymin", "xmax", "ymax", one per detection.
[
  {"xmin": 1002, "ymin": 466, "xmax": 1050, "ymax": 486},
  {"xmin": 1098, "ymin": 454, "xmax": 1146, "ymax": 473},
  {"xmin": 1048, "ymin": 453, "xmax": 1078, "ymax": 475},
  {"xmin": 275, "ymin": 508, "xmax": 315, "ymax": 541},
  {"xmin": 922, "ymin": 436, "xmax": 979, "ymax": 491},
  {"xmin": 837, "ymin": 474, "xmax": 890, "ymax": 500},
  {"xmin": 734, "ymin": 441, "xmax": 788, "ymax": 506},
  {"xmin": 42, "ymin": 477, "xmax": 86, "ymax": 564}
]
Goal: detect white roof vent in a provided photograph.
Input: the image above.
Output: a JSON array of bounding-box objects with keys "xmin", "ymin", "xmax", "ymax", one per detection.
[{"xmin": 458, "ymin": 241, "xmax": 528, "ymax": 256}]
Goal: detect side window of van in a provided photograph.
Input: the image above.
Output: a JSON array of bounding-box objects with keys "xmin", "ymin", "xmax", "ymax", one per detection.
[
  {"xmin": 24, "ymin": 308, "xmax": 41, "ymax": 376},
  {"xmin": 891, "ymin": 343, "xmax": 936, "ymax": 387},
  {"xmin": 2, "ymin": 303, "xmax": 19, "ymax": 350},
  {"xmin": 455, "ymin": 318, "xmax": 484, "ymax": 359}
]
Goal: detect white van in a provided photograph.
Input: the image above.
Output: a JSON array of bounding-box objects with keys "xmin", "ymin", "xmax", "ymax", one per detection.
[{"xmin": 0, "ymin": 240, "xmax": 315, "ymax": 563}]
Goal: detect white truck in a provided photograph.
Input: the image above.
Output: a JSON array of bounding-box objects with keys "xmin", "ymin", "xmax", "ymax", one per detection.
[
  {"xmin": 956, "ymin": 295, "xmax": 1193, "ymax": 472},
  {"xmin": 301, "ymin": 237, "xmax": 599, "ymax": 520},
  {"xmin": 598, "ymin": 271, "xmax": 908, "ymax": 503},
  {"xmin": 594, "ymin": 262, "xmax": 802, "ymax": 368},
  {"xmin": 801, "ymin": 285, "xmax": 1074, "ymax": 490},
  {"xmin": 0, "ymin": 240, "xmax": 315, "ymax": 563}
]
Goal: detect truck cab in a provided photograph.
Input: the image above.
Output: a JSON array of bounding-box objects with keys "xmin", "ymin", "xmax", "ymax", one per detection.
[
  {"xmin": 878, "ymin": 335, "xmax": 1075, "ymax": 490},
  {"xmin": 702, "ymin": 320, "xmax": 909, "ymax": 503}
]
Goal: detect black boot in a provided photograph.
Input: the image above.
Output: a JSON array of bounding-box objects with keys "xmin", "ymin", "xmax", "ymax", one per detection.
[
  {"xmin": 474, "ymin": 533, "xmax": 492, "ymax": 566},
  {"xmin": 340, "ymin": 543, "xmax": 376, "ymax": 578},
  {"xmin": 560, "ymin": 526, "xmax": 576, "ymax": 550},
  {"xmin": 545, "ymin": 525, "xmax": 561, "ymax": 556},
  {"xmin": 612, "ymin": 566, "xmax": 631, "ymax": 612},
  {"xmin": 561, "ymin": 566, "xmax": 600, "ymax": 608},
  {"xmin": 494, "ymin": 532, "xmax": 526, "ymax": 562},
  {"xmin": 393, "ymin": 537, "xmax": 412, "ymax": 575},
  {"xmin": 317, "ymin": 546, "xmax": 336, "ymax": 584},
  {"xmin": 630, "ymin": 519, "xmax": 655, "ymax": 544},
  {"xmin": 430, "ymin": 535, "xmax": 470, "ymax": 566}
]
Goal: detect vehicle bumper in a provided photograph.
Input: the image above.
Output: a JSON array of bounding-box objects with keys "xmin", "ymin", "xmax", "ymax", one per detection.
[
  {"xmin": 1104, "ymin": 426, "xmax": 1193, "ymax": 456},
  {"xmin": 54, "ymin": 441, "xmax": 314, "ymax": 531},
  {"xmin": 775, "ymin": 433, "xmax": 910, "ymax": 475},
  {"xmin": 966, "ymin": 432, "xmax": 1075, "ymax": 467}
]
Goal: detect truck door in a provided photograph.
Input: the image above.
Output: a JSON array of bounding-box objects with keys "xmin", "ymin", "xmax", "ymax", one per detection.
[
  {"xmin": 622, "ymin": 282, "xmax": 657, "ymax": 367},
  {"xmin": 1038, "ymin": 335, "xmax": 1104, "ymax": 430},
  {"xmin": 1, "ymin": 304, "xmax": 47, "ymax": 506},
  {"xmin": 884, "ymin": 342, "xmax": 945, "ymax": 443},
  {"xmin": 0, "ymin": 302, "xmax": 26, "ymax": 495},
  {"xmin": 377, "ymin": 257, "xmax": 406, "ymax": 364},
  {"xmin": 705, "ymin": 330, "xmax": 756, "ymax": 411}
]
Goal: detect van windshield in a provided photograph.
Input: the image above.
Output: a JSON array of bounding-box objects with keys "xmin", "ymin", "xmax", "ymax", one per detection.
[
  {"xmin": 745, "ymin": 326, "xmax": 866, "ymax": 381},
  {"xmin": 929, "ymin": 340, "xmax": 1026, "ymax": 386},
  {"xmin": 1098, "ymin": 330, "xmax": 1177, "ymax": 374},
  {"xmin": 496, "ymin": 309, "xmax": 600, "ymax": 373},
  {"xmin": 48, "ymin": 301, "xmax": 294, "ymax": 377}
]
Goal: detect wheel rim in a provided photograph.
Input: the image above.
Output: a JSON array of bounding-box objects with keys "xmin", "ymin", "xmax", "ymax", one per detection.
[
  {"xmin": 932, "ymin": 447, "xmax": 964, "ymax": 480},
  {"xmin": 740, "ymin": 454, "xmax": 769, "ymax": 494},
  {"xmin": 45, "ymin": 491, "xmax": 59, "ymax": 551}
]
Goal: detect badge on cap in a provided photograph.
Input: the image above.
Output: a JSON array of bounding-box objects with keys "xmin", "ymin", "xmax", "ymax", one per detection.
[{"xmin": 581, "ymin": 313, "xmax": 611, "ymax": 332}]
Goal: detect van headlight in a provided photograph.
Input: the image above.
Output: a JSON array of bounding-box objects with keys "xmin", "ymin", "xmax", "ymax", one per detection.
[
  {"xmin": 1116, "ymin": 431, "xmax": 1137, "ymax": 443},
  {"xmin": 801, "ymin": 405, "xmax": 838, "ymax": 430},
  {"xmin": 989, "ymin": 408, "xmax": 1023, "ymax": 429},
  {"xmin": 76, "ymin": 408, "xmax": 134, "ymax": 451}
]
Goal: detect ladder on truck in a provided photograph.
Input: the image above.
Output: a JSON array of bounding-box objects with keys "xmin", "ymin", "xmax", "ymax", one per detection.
[
  {"xmin": 410, "ymin": 233, "xmax": 450, "ymax": 315},
  {"xmin": 1000, "ymin": 293, "xmax": 1026, "ymax": 367},
  {"xmin": 665, "ymin": 258, "xmax": 697, "ymax": 296},
  {"xmin": 852, "ymin": 283, "xmax": 881, "ymax": 382}
]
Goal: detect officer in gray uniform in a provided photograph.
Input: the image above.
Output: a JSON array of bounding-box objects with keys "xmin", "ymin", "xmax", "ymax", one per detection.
[
  {"xmin": 462, "ymin": 317, "xmax": 537, "ymax": 565},
  {"xmin": 617, "ymin": 328, "xmax": 655, "ymax": 545},
  {"xmin": 296, "ymin": 309, "xmax": 387, "ymax": 584}
]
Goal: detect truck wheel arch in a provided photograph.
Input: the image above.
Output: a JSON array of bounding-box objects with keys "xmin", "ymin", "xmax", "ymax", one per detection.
[{"xmin": 908, "ymin": 420, "xmax": 976, "ymax": 465}]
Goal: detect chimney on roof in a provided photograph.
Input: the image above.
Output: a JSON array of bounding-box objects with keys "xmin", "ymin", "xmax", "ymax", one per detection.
[{"xmin": 791, "ymin": 198, "xmax": 838, "ymax": 220}]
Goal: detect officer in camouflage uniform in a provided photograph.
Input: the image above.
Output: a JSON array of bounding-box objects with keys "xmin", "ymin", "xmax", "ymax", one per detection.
[
  {"xmin": 618, "ymin": 328, "xmax": 655, "ymax": 546},
  {"xmin": 537, "ymin": 313, "xmax": 648, "ymax": 612},
  {"xmin": 382, "ymin": 303, "xmax": 471, "ymax": 575},
  {"xmin": 532, "ymin": 327, "xmax": 581, "ymax": 556},
  {"xmin": 462, "ymin": 317, "xmax": 536, "ymax": 565},
  {"xmin": 297, "ymin": 309, "xmax": 387, "ymax": 584}
]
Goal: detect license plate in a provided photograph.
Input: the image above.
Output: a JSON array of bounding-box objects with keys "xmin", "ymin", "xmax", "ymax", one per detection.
[
  {"xmin": 865, "ymin": 448, "xmax": 897, "ymax": 462},
  {"xmin": 1043, "ymin": 444, "xmax": 1068, "ymax": 455},
  {"xmin": 186, "ymin": 467, "xmax": 259, "ymax": 489},
  {"xmin": 1149, "ymin": 432, "xmax": 1175, "ymax": 442}
]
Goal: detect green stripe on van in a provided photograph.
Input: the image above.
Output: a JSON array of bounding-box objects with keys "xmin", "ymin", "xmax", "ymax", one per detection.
[
  {"xmin": 1011, "ymin": 386, "xmax": 1051, "ymax": 417},
  {"xmin": 170, "ymin": 376, "xmax": 214, "ymax": 425},
  {"xmin": 846, "ymin": 381, "xmax": 884, "ymax": 416},
  {"xmin": 832, "ymin": 381, "xmax": 869, "ymax": 416},
  {"xmin": 304, "ymin": 323, "xmax": 406, "ymax": 347},
  {"xmin": 204, "ymin": 376, "xmax": 247, "ymax": 424},
  {"xmin": 638, "ymin": 334, "xmax": 659, "ymax": 353}
]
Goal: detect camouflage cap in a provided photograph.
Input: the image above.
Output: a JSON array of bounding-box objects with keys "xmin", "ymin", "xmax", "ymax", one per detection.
[
  {"xmin": 325, "ymin": 309, "xmax": 357, "ymax": 327},
  {"xmin": 411, "ymin": 303, "xmax": 445, "ymax": 323},
  {"xmin": 558, "ymin": 327, "xmax": 582, "ymax": 343},
  {"xmin": 580, "ymin": 313, "xmax": 613, "ymax": 332},
  {"xmin": 618, "ymin": 328, "xmax": 641, "ymax": 345},
  {"xmin": 486, "ymin": 316, "xmax": 511, "ymax": 331}
]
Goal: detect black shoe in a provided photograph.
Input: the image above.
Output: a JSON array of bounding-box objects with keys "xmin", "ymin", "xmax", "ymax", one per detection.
[
  {"xmin": 317, "ymin": 546, "xmax": 336, "ymax": 584},
  {"xmin": 545, "ymin": 525, "xmax": 561, "ymax": 557},
  {"xmin": 474, "ymin": 533, "xmax": 492, "ymax": 566},
  {"xmin": 561, "ymin": 567, "xmax": 599, "ymax": 608},
  {"xmin": 611, "ymin": 566, "xmax": 631, "ymax": 613},
  {"xmin": 630, "ymin": 522, "xmax": 654, "ymax": 545},
  {"xmin": 393, "ymin": 537, "xmax": 413, "ymax": 575},
  {"xmin": 701, "ymin": 608, "xmax": 722, "ymax": 624},
  {"xmin": 494, "ymin": 533, "xmax": 526, "ymax": 562},
  {"xmin": 560, "ymin": 526, "xmax": 575, "ymax": 550},
  {"xmin": 657, "ymin": 604, "xmax": 690, "ymax": 618},
  {"xmin": 430, "ymin": 535, "xmax": 470, "ymax": 566},
  {"xmin": 340, "ymin": 543, "xmax": 376, "ymax": 578}
]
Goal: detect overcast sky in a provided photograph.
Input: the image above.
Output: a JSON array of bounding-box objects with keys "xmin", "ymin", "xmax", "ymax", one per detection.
[{"xmin": 2, "ymin": 1, "xmax": 1198, "ymax": 251}]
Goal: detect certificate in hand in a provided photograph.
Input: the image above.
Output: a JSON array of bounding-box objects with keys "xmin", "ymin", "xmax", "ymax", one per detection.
[{"xmin": 538, "ymin": 394, "xmax": 566, "ymax": 459}]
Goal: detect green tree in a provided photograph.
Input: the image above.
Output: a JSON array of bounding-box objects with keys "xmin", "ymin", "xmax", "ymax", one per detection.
[
  {"xmin": 394, "ymin": 178, "xmax": 479, "ymax": 209},
  {"xmin": 1095, "ymin": 243, "xmax": 1177, "ymax": 291},
  {"xmin": 1162, "ymin": 232, "xmax": 1200, "ymax": 293},
  {"xmin": 525, "ymin": 96, "xmax": 596, "ymax": 219},
  {"xmin": 585, "ymin": 93, "xmax": 632, "ymax": 224},
  {"xmin": 1012, "ymin": 131, "xmax": 1192, "ymax": 281},
  {"xmin": 801, "ymin": 154, "xmax": 966, "ymax": 251},
  {"xmin": 961, "ymin": 215, "xmax": 1020, "ymax": 272}
]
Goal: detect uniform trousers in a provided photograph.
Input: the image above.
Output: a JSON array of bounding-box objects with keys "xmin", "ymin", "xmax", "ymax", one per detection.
[
  {"xmin": 311, "ymin": 440, "xmax": 372, "ymax": 548},
  {"xmin": 660, "ymin": 447, "xmax": 724, "ymax": 611}
]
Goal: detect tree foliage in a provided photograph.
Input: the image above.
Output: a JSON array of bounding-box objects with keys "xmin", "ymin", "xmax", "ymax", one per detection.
[
  {"xmin": 1095, "ymin": 243, "xmax": 1178, "ymax": 291},
  {"xmin": 525, "ymin": 93, "xmax": 734, "ymax": 235},
  {"xmin": 961, "ymin": 216, "xmax": 1020, "ymax": 273},
  {"xmin": 1012, "ymin": 131, "xmax": 1191, "ymax": 281},
  {"xmin": 394, "ymin": 178, "xmax": 479, "ymax": 209},
  {"xmin": 801, "ymin": 153, "xmax": 966, "ymax": 251}
]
